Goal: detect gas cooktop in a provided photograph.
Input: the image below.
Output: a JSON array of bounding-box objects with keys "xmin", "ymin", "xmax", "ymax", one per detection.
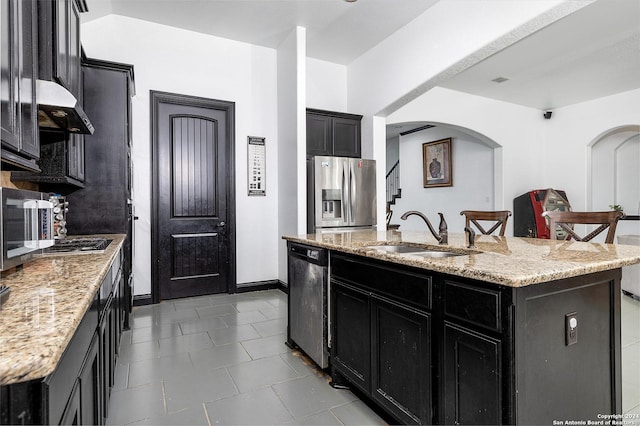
[{"xmin": 41, "ymin": 238, "xmax": 113, "ymax": 255}]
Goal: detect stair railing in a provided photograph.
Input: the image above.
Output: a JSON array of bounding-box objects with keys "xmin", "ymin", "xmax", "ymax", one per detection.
[{"xmin": 386, "ymin": 160, "xmax": 400, "ymax": 204}]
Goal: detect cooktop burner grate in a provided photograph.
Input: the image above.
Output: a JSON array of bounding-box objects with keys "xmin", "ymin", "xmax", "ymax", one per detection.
[{"xmin": 42, "ymin": 238, "xmax": 113, "ymax": 255}]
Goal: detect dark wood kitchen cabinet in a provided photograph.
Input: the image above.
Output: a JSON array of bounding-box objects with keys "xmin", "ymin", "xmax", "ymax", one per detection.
[
  {"xmin": 440, "ymin": 279, "xmax": 504, "ymax": 425},
  {"xmin": 11, "ymin": 129, "xmax": 86, "ymax": 190},
  {"xmin": 306, "ymin": 109, "xmax": 362, "ymax": 158},
  {"xmin": 37, "ymin": 0, "xmax": 87, "ymax": 99},
  {"xmin": 331, "ymin": 254, "xmax": 432, "ymax": 425},
  {"xmin": 67, "ymin": 58, "xmax": 135, "ymax": 329},
  {"xmin": 442, "ymin": 322, "xmax": 501, "ymax": 425},
  {"xmin": 0, "ymin": 0, "xmax": 40, "ymax": 172},
  {"xmin": 0, "ymin": 247, "xmax": 125, "ymax": 426},
  {"xmin": 10, "ymin": 0, "xmax": 89, "ymax": 189},
  {"xmin": 331, "ymin": 281, "xmax": 371, "ymax": 393},
  {"xmin": 324, "ymin": 250, "xmax": 622, "ymax": 425}
]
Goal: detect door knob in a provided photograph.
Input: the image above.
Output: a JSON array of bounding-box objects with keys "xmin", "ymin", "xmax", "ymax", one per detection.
[{"xmin": 219, "ymin": 221, "xmax": 226, "ymax": 227}]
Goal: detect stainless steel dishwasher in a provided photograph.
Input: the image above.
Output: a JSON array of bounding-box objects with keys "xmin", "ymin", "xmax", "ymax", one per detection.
[{"xmin": 286, "ymin": 242, "xmax": 329, "ymax": 368}]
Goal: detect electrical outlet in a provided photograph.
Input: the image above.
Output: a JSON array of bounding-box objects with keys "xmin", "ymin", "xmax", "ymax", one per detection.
[{"xmin": 565, "ymin": 312, "xmax": 578, "ymax": 346}]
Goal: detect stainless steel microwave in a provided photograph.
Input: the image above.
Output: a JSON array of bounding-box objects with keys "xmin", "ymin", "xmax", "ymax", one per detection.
[{"xmin": 1, "ymin": 187, "xmax": 55, "ymax": 271}]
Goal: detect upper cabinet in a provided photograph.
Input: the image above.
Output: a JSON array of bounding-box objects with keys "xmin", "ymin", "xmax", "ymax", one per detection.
[
  {"xmin": 38, "ymin": 0, "xmax": 87, "ymax": 98},
  {"xmin": 306, "ymin": 108, "xmax": 362, "ymax": 158},
  {"xmin": 1, "ymin": 0, "xmax": 89, "ymax": 174},
  {"xmin": 10, "ymin": 0, "xmax": 89, "ymax": 189},
  {"xmin": 1, "ymin": 0, "xmax": 40, "ymax": 172}
]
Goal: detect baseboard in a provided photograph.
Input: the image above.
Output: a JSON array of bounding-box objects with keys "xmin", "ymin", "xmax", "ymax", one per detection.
[
  {"xmin": 133, "ymin": 294, "xmax": 153, "ymax": 306},
  {"xmin": 235, "ymin": 279, "xmax": 280, "ymax": 293},
  {"xmin": 135, "ymin": 281, "xmax": 289, "ymax": 304}
]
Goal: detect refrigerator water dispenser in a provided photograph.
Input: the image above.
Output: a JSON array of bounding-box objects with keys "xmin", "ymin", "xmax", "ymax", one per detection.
[{"xmin": 322, "ymin": 189, "xmax": 342, "ymax": 219}]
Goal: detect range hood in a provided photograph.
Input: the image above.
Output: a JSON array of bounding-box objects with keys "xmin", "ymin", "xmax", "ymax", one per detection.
[{"xmin": 36, "ymin": 79, "xmax": 94, "ymax": 135}]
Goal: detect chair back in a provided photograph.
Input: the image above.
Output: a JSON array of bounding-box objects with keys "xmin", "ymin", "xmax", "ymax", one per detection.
[
  {"xmin": 540, "ymin": 210, "xmax": 626, "ymax": 243},
  {"xmin": 460, "ymin": 210, "xmax": 512, "ymax": 236}
]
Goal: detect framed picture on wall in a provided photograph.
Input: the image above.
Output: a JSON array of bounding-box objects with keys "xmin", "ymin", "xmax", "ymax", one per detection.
[{"xmin": 422, "ymin": 138, "xmax": 452, "ymax": 188}]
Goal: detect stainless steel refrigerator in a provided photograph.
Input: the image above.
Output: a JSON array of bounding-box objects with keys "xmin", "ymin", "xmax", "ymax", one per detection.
[{"xmin": 307, "ymin": 156, "xmax": 377, "ymax": 233}]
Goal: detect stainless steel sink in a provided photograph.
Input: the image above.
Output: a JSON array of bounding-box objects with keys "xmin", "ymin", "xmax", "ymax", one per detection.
[
  {"xmin": 366, "ymin": 244, "xmax": 429, "ymax": 254},
  {"xmin": 411, "ymin": 251, "xmax": 464, "ymax": 258},
  {"xmin": 365, "ymin": 244, "xmax": 466, "ymax": 258}
]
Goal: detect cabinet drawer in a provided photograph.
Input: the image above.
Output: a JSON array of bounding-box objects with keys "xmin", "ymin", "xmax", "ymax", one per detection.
[
  {"xmin": 331, "ymin": 254, "xmax": 431, "ymax": 311},
  {"xmin": 444, "ymin": 280, "xmax": 501, "ymax": 332}
]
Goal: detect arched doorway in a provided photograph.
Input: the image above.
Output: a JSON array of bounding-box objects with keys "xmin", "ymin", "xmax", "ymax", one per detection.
[{"xmin": 385, "ymin": 121, "xmax": 503, "ymax": 233}]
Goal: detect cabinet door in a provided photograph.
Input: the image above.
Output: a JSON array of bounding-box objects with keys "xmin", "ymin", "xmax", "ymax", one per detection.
[
  {"xmin": 55, "ymin": 0, "xmax": 70, "ymax": 90},
  {"xmin": 371, "ymin": 296, "xmax": 431, "ymax": 425},
  {"xmin": 68, "ymin": 0, "xmax": 81, "ymax": 97},
  {"xmin": 331, "ymin": 281, "xmax": 370, "ymax": 393},
  {"xmin": 306, "ymin": 113, "xmax": 332, "ymax": 157},
  {"xmin": 442, "ymin": 322, "xmax": 501, "ymax": 425},
  {"xmin": 1, "ymin": 0, "xmax": 20, "ymax": 148},
  {"xmin": 99, "ymin": 298, "xmax": 113, "ymax": 422},
  {"xmin": 79, "ymin": 333, "xmax": 101, "ymax": 426},
  {"xmin": 58, "ymin": 379, "xmax": 81, "ymax": 425},
  {"xmin": 1, "ymin": 0, "xmax": 39, "ymax": 158},
  {"xmin": 332, "ymin": 117, "xmax": 361, "ymax": 158},
  {"xmin": 67, "ymin": 134, "xmax": 85, "ymax": 181}
]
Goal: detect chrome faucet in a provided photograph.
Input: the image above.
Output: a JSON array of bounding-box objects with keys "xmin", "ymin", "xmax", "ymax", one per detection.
[{"xmin": 400, "ymin": 211, "xmax": 448, "ymax": 245}]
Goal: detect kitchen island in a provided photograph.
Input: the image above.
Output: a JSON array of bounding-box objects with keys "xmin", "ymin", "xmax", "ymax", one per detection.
[
  {"xmin": 0, "ymin": 234, "xmax": 127, "ymax": 425},
  {"xmin": 283, "ymin": 230, "xmax": 640, "ymax": 425}
]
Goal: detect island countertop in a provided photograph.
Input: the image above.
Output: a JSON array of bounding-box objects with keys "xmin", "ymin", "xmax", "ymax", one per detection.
[
  {"xmin": 0, "ymin": 234, "xmax": 125, "ymax": 386},
  {"xmin": 283, "ymin": 230, "xmax": 640, "ymax": 287}
]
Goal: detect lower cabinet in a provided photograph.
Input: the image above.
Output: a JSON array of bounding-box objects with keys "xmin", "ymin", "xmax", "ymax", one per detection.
[
  {"xmin": 371, "ymin": 295, "xmax": 431, "ymax": 425},
  {"xmin": 59, "ymin": 332, "xmax": 99, "ymax": 426},
  {"xmin": 99, "ymin": 292, "xmax": 114, "ymax": 422},
  {"xmin": 331, "ymin": 254, "xmax": 433, "ymax": 425},
  {"xmin": 79, "ymin": 333, "xmax": 100, "ymax": 426},
  {"xmin": 442, "ymin": 322, "xmax": 501, "ymax": 425},
  {"xmin": 0, "ymin": 246, "xmax": 126, "ymax": 425},
  {"xmin": 58, "ymin": 379, "xmax": 81, "ymax": 425},
  {"xmin": 328, "ymin": 253, "xmax": 621, "ymax": 425},
  {"xmin": 331, "ymin": 282, "xmax": 370, "ymax": 393}
]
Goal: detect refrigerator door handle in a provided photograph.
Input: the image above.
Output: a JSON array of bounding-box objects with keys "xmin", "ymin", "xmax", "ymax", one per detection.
[
  {"xmin": 342, "ymin": 165, "xmax": 349, "ymax": 223},
  {"xmin": 350, "ymin": 163, "xmax": 356, "ymax": 224}
]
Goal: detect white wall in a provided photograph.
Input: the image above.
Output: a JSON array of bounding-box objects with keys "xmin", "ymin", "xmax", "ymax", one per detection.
[
  {"xmin": 81, "ymin": 16, "xmax": 280, "ymax": 295},
  {"xmin": 388, "ymin": 87, "xmax": 543, "ymax": 219},
  {"xmin": 543, "ymin": 89, "xmax": 640, "ymax": 212},
  {"xmin": 391, "ymin": 126, "xmax": 495, "ymax": 233},
  {"xmin": 344, "ymin": 1, "xmax": 590, "ymax": 230},
  {"xmin": 277, "ymin": 27, "xmax": 307, "ymax": 284},
  {"xmin": 387, "ymin": 87, "xmax": 640, "ymax": 237},
  {"xmin": 306, "ymin": 58, "xmax": 347, "ymax": 112}
]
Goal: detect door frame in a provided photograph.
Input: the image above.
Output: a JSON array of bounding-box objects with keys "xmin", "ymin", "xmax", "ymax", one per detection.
[{"xmin": 150, "ymin": 90, "xmax": 236, "ymax": 303}]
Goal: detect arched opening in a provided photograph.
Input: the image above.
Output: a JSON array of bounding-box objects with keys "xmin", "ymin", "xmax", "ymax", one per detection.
[
  {"xmin": 588, "ymin": 124, "xmax": 640, "ymax": 238},
  {"xmin": 385, "ymin": 121, "xmax": 503, "ymax": 234}
]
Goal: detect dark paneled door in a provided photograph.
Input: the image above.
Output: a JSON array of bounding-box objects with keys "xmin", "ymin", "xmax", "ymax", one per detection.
[{"xmin": 152, "ymin": 91, "xmax": 235, "ymax": 301}]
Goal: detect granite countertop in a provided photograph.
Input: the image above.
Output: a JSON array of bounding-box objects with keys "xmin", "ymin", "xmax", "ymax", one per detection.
[
  {"xmin": 283, "ymin": 230, "xmax": 640, "ymax": 287},
  {"xmin": 0, "ymin": 234, "xmax": 125, "ymax": 385}
]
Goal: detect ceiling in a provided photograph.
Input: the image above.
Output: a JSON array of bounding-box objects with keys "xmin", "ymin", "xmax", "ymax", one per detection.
[
  {"xmin": 82, "ymin": 0, "xmax": 640, "ymax": 112},
  {"xmin": 81, "ymin": 0, "xmax": 439, "ymax": 65}
]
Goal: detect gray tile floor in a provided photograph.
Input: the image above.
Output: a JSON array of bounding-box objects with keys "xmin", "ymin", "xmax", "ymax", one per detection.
[
  {"xmin": 108, "ymin": 289, "xmax": 640, "ymax": 425},
  {"xmin": 107, "ymin": 289, "xmax": 386, "ymax": 425}
]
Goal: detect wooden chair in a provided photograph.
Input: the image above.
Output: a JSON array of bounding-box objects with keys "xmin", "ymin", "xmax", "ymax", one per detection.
[
  {"xmin": 541, "ymin": 210, "xmax": 626, "ymax": 243},
  {"xmin": 460, "ymin": 210, "xmax": 512, "ymax": 236}
]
